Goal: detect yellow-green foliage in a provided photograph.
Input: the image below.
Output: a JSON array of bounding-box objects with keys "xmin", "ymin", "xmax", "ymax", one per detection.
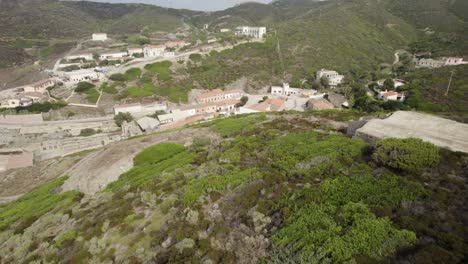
[
  {"xmin": 372, "ymin": 138, "xmax": 440, "ymax": 174},
  {"xmin": 183, "ymin": 168, "xmax": 260, "ymax": 206},
  {"xmin": 54, "ymin": 230, "xmax": 79, "ymax": 248},
  {"xmin": 274, "ymin": 202, "xmax": 417, "ymax": 263},
  {"xmin": 106, "ymin": 143, "xmax": 194, "ymax": 191},
  {"xmin": 0, "ymin": 176, "xmax": 82, "ymax": 231},
  {"xmin": 210, "ymin": 114, "xmax": 267, "ymax": 137},
  {"xmin": 133, "ymin": 142, "xmax": 185, "ymax": 166},
  {"xmin": 124, "ymin": 68, "xmax": 142, "ymax": 81},
  {"xmin": 267, "ymin": 132, "xmax": 367, "ymax": 177},
  {"xmin": 144, "ymin": 61, "xmax": 172, "ymax": 81}
]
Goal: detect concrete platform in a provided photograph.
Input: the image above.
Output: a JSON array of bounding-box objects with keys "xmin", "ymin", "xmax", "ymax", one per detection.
[{"xmin": 355, "ymin": 111, "xmax": 468, "ymax": 153}]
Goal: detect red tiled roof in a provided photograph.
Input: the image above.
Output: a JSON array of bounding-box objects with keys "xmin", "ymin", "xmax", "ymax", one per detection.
[{"xmin": 197, "ymin": 89, "xmax": 243, "ymax": 100}]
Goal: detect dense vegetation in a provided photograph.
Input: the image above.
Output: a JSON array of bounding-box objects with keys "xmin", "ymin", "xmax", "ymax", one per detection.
[
  {"xmin": 0, "ymin": 113, "xmax": 466, "ymax": 263},
  {"xmin": 403, "ymin": 64, "xmax": 468, "ymax": 121}
]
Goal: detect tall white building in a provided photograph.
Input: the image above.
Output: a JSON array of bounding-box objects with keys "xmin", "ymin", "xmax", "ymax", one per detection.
[
  {"xmin": 316, "ymin": 69, "xmax": 345, "ymax": 87},
  {"xmin": 235, "ymin": 26, "xmax": 267, "ymax": 39},
  {"xmin": 92, "ymin": 33, "xmax": 108, "ymax": 41},
  {"xmin": 143, "ymin": 45, "xmax": 166, "ymax": 58}
]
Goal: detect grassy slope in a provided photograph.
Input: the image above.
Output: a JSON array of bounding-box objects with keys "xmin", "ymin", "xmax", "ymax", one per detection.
[
  {"xmin": 0, "ymin": 0, "xmax": 187, "ymax": 38},
  {"xmin": 404, "ymin": 64, "xmax": 468, "ymax": 120}
]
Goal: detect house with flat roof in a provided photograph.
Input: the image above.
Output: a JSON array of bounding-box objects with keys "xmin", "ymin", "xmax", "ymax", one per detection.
[
  {"xmin": 316, "ymin": 69, "xmax": 345, "ymax": 87},
  {"xmin": 92, "ymin": 33, "xmax": 108, "ymax": 41},
  {"xmin": 22, "ymin": 78, "xmax": 56, "ymax": 94},
  {"xmin": 377, "ymin": 91, "xmax": 406, "ymax": 102},
  {"xmin": 235, "ymin": 26, "xmax": 267, "ymax": 39},
  {"xmin": 196, "ymin": 89, "xmax": 244, "ymax": 103},
  {"xmin": 143, "ymin": 45, "xmax": 166, "ymax": 58},
  {"xmin": 305, "ymin": 98, "xmax": 335, "ymax": 110}
]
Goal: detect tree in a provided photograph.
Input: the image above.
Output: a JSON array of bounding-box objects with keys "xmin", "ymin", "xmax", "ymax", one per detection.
[
  {"xmin": 320, "ymin": 77, "xmax": 330, "ymax": 89},
  {"xmin": 372, "ymin": 138, "xmax": 440, "ymax": 174},
  {"xmin": 114, "ymin": 112, "xmax": 134, "ymax": 127},
  {"xmin": 236, "ymin": 96, "xmax": 249, "ymax": 107},
  {"xmin": 75, "ymin": 82, "xmax": 95, "ymax": 93},
  {"xmin": 383, "ymin": 79, "xmax": 394, "ymax": 90}
]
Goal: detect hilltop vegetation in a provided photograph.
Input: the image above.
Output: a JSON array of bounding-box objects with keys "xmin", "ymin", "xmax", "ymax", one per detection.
[
  {"xmin": 0, "ymin": 113, "xmax": 466, "ymax": 263},
  {"xmin": 403, "ymin": 64, "xmax": 468, "ymax": 120}
]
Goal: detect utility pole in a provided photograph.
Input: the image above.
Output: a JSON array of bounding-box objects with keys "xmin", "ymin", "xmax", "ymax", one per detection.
[{"xmin": 445, "ymin": 70, "xmax": 455, "ymax": 96}]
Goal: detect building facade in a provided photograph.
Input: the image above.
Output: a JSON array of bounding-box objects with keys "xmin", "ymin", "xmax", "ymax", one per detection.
[
  {"xmin": 316, "ymin": 69, "xmax": 345, "ymax": 86},
  {"xmin": 196, "ymin": 89, "xmax": 244, "ymax": 103},
  {"xmin": 143, "ymin": 45, "xmax": 166, "ymax": 58},
  {"xmin": 92, "ymin": 33, "xmax": 108, "ymax": 41},
  {"xmin": 235, "ymin": 26, "xmax": 267, "ymax": 39}
]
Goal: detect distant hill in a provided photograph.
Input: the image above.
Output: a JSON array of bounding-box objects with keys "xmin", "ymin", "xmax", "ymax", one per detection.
[{"xmin": 0, "ymin": 0, "xmax": 194, "ymax": 38}]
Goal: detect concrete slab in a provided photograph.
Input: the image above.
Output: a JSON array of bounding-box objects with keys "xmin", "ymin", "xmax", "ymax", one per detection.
[{"xmin": 355, "ymin": 111, "xmax": 468, "ymax": 153}]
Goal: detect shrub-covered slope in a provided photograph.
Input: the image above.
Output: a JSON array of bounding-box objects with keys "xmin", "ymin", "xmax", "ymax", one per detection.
[{"xmin": 0, "ymin": 113, "xmax": 466, "ymax": 263}]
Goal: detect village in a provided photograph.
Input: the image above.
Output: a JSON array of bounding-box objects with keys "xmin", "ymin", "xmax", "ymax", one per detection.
[{"xmin": 1, "ymin": 24, "xmax": 467, "ymax": 173}]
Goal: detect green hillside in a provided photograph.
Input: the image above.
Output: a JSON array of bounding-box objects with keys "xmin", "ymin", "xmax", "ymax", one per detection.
[
  {"xmin": 0, "ymin": 112, "xmax": 466, "ymax": 263},
  {"xmin": 0, "ymin": 0, "xmax": 191, "ymax": 38},
  {"xmin": 404, "ymin": 64, "xmax": 468, "ymax": 121}
]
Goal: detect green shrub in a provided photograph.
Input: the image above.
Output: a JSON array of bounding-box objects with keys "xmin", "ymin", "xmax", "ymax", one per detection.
[
  {"xmin": 0, "ymin": 176, "xmax": 82, "ymax": 231},
  {"xmin": 124, "ymin": 68, "xmax": 142, "ymax": 81},
  {"xmin": 75, "ymin": 82, "xmax": 95, "ymax": 93},
  {"xmin": 372, "ymin": 138, "xmax": 440, "ymax": 174},
  {"xmin": 85, "ymin": 88, "xmax": 99, "ymax": 104},
  {"xmin": 211, "ymin": 114, "xmax": 266, "ymax": 137},
  {"xmin": 54, "ymin": 230, "xmax": 79, "ymax": 248},
  {"xmin": 101, "ymin": 82, "xmax": 118, "ymax": 94},
  {"xmin": 114, "ymin": 112, "xmax": 133, "ymax": 127},
  {"xmin": 133, "ymin": 143, "xmax": 185, "ymax": 166},
  {"xmin": 273, "ymin": 202, "xmax": 417, "ymax": 263},
  {"xmin": 109, "ymin": 73, "xmax": 126, "ymax": 82},
  {"xmin": 79, "ymin": 128, "xmax": 97, "ymax": 137}
]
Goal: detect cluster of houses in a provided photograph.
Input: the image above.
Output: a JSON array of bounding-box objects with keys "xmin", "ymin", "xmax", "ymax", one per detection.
[
  {"xmin": 0, "ymin": 78, "xmax": 57, "ymax": 109},
  {"xmin": 373, "ymin": 79, "xmax": 407, "ymax": 102},
  {"xmin": 413, "ymin": 56, "xmax": 467, "ymax": 69}
]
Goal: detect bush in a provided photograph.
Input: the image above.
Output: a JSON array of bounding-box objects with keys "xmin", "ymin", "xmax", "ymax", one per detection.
[
  {"xmin": 372, "ymin": 138, "xmax": 440, "ymax": 174},
  {"xmin": 189, "ymin": 53, "xmax": 202, "ymax": 62},
  {"xmin": 109, "ymin": 73, "xmax": 126, "ymax": 82},
  {"xmin": 114, "ymin": 112, "xmax": 133, "ymax": 127},
  {"xmin": 79, "ymin": 128, "xmax": 97, "ymax": 137},
  {"xmin": 124, "ymin": 68, "xmax": 142, "ymax": 81},
  {"xmin": 75, "ymin": 82, "xmax": 95, "ymax": 93}
]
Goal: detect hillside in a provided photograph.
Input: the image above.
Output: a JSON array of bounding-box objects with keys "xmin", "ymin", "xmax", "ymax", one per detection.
[
  {"xmin": 0, "ymin": 0, "xmax": 191, "ymax": 38},
  {"xmin": 404, "ymin": 64, "xmax": 468, "ymax": 121},
  {"xmin": 0, "ymin": 112, "xmax": 466, "ymax": 263}
]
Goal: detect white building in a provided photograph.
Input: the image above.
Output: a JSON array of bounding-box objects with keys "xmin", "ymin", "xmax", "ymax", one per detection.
[
  {"xmin": 0, "ymin": 98, "xmax": 33, "ymax": 109},
  {"xmin": 143, "ymin": 45, "xmax": 166, "ymax": 58},
  {"xmin": 128, "ymin": 48, "xmax": 144, "ymax": 56},
  {"xmin": 92, "ymin": 33, "xmax": 108, "ymax": 41},
  {"xmin": 378, "ymin": 91, "xmax": 406, "ymax": 102},
  {"xmin": 65, "ymin": 54, "xmax": 94, "ymax": 61},
  {"xmin": 377, "ymin": 79, "xmax": 406, "ymax": 89},
  {"xmin": 23, "ymin": 78, "xmax": 56, "ymax": 93},
  {"xmin": 220, "ymin": 28, "xmax": 231, "ymax": 33},
  {"xmin": 196, "ymin": 89, "xmax": 244, "ymax": 103},
  {"xmin": 99, "ymin": 51, "xmax": 129, "ymax": 60},
  {"xmin": 316, "ymin": 69, "xmax": 345, "ymax": 87},
  {"xmin": 136, "ymin": 117, "xmax": 160, "ymax": 132},
  {"xmin": 442, "ymin": 57, "xmax": 467, "ymax": 66},
  {"xmin": 113, "ymin": 102, "xmax": 168, "ymax": 117},
  {"xmin": 157, "ymin": 109, "xmax": 193, "ymax": 124},
  {"xmin": 163, "ymin": 51, "xmax": 176, "ymax": 58},
  {"xmin": 415, "ymin": 57, "xmax": 467, "ymax": 68},
  {"xmin": 271, "ymin": 83, "xmax": 317, "ymax": 97},
  {"xmin": 235, "ymin": 26, "xmax": 267, "ymax": 39},
  {"xmin": 63, "ymin": 70, "xmax": 105, "ymax": 84}
]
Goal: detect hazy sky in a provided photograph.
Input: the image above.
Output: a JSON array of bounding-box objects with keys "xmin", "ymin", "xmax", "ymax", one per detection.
[{"xmin": 85, "ymin": 0, "xmax": 272, "ymax": 11}]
